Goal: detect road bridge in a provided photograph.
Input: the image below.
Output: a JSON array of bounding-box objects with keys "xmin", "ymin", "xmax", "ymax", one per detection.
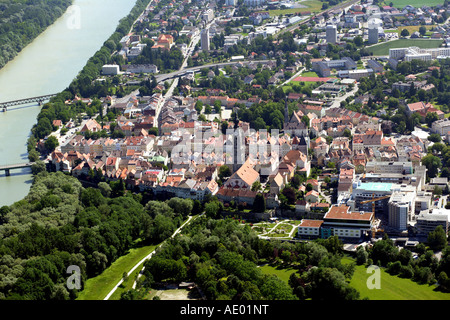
[
  {"xmin": 0, "ymin": 163, "xmax": 34, "ymax": 176},
  {"xmin": 0, "ymin": 94, "xmax": 58, "ymax": 111}
]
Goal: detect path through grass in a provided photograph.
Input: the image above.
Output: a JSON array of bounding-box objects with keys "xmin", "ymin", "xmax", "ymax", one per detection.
[{"xmin": 76, "ymin": 244, "xmax": 157, "ymax": 300}]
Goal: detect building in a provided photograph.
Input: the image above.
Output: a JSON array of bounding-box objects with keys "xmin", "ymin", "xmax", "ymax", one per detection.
[
  {"xmin": 365, "ymin": 161, "xmax": 413, "ymax": 175},
  {"xmin": 321, "ymin": 205, "xmax": 375, "ymax": 239},
  {"xmin": 388, "ymin": 191, "xmax": 415, "ymax": 231},
  {"xmin": 350, "ymin": 181, "xmax": 416, "ymax": 214},
  {"xmin": 416, "ymin": 210, "xmax": 449, "ymax": 237},
  {"xmin": 123, "ymin": 64, "xmax": 159, "ymax": 74},
  {"xmin": 201, "ymin": 29, "xmax": 210, "ymax": 51},
  {"xmin": 432, "ymin": 118, "xmax": 450, "ymax": 135},
  {"xmin": 225, "ymin": 0, "xmax": 237, "ymax": 5},
  {"xmin": 368, "ymin": 27, "xmax": 379, "ymax": 44},
  {"xmin": 389, "ymin": 47, "xmax": 450, "ymax": 62},
  {"xmin": 312, "ymin": 57, "xmax": 357, "ymax": 77},
  {"xmin": 298, "ymin": 219, "xmax": 323, "ymax": 239},
  {"xmin": 202, "ymin": 9, "xmax": 214, "ymax": 22},
  {"xmin": 326, "ymin": 25, "xmax": 337, "ymax": 44},
  {"xmin": 102, "ymin": 64, "xmax": 120, "ymax": 75}
]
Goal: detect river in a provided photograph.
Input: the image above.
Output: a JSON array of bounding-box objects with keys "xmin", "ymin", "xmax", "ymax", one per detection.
[{"xmin": 0, "ymin": 0, "xmax": 137, "ymax": 206}]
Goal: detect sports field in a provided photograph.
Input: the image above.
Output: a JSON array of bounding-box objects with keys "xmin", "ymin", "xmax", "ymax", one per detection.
[{"xmin": 368, "ymin": 39, "xmax": 444, "ymax": 56}]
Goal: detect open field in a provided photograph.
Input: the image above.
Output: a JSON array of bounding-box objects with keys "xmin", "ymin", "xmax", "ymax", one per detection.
[
  {"xmin": 382, "ymin": 0, "xmax": 444, "ymax": 8},
  {"xmin": 368, "ymin": 39, "xmax": 444, "ymax": 56},
  {"xmin": 385, "ymin": 25, "xmax": 437, "ymax": 36},
  {"xmin": 269, "ymin": 0, "xmax": 323, "ymax": 16},
  {"xmin": 344, "ymin": 257, "xmax": 450, "ymax": 300},
  {"xmin": 77, "ymin": 244, "xmax": 157, "ymax": 300},
  {"xmin": 258, "ymin": 264, "xmax": 299, "ymax": 283}
]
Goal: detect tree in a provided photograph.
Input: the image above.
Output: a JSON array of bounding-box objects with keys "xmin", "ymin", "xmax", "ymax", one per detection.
[
  {"xmin": 28, "ymin": 149, "xmax": 40, "ymax": 162},
  {"xmin": 428, "ymin": 133, "xmax": 442, "ymax": 143},
  {"xmin": 44, "ymin": 136, "xmax": 59, "ymax": 152},
  {"xmin": 400, "ymin": 29, "xmax": 410, "ymax": 37},
  {"xmin": 419, "ymin": 26, "xmax": 427, "ymax": 36},
  {"xmin": 218, "ymin": 165, "xmax": 231, "ymax": 180},
  {"xmin": 253, "ymin": 193, "xmax": 266, "ymax": 213},
  {"xmin": 356, "ymin": 246, "xmax": 368, "ymax": 265},
  {"xmin": 427, "ymin": 225, "xmax": 448, "ymax": 251},
  {"xmin": 31, "ymin": 160, "xmax": 46, "ymax": 175},
  {"xmin": 425, "ymin": 112, "xmax": 439, "ymax": 127},
  {"xmin": 307, "ymin": 267, "xmax": 360, "ymax": 300},
  {"xmin": 205, "ymin": 201, "xmax": 223, "ymax": 219},
  {"xmin": 251, "ymin": 181, "xmax": 262, "ymax": 192},
  {"xmin": 421, "ymin": 154, "xmax": 442, "ymax": 178},
  {"xmin": 354, "ymin": 36, "xmax": 363, "ymax": 47}
]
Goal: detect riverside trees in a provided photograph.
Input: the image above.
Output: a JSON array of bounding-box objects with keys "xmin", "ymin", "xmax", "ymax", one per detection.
[{"xmin": 0, "ymin": 172, "xmax": 195, "ymax": 300}]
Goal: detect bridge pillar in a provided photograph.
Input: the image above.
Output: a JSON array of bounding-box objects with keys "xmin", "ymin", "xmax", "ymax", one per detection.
[{"xmin": 5, "ymin": 169, "xmax": 10, "ymax": 176}]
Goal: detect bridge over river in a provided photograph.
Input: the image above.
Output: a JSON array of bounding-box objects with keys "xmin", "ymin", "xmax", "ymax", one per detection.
[
  {"xmin": 0, "ymin": 94, "xmax": 57, "ymax": 111},
  {"xmin": 0, "ymin": 163, "xmax": 34, "ymax": 176}
]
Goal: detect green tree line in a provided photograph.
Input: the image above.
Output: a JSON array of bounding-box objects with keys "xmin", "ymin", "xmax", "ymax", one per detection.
[{"xmin": 0, "ymin": 0, "xmax": 73, "ymax": 70}]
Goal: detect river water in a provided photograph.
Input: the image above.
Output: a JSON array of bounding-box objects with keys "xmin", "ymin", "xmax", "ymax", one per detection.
[{"xmin": 0, "ymin": 0, "xmax": 137, "ymax": 206}]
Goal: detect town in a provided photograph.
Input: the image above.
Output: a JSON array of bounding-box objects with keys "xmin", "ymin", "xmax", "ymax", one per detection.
[
  {"xmin": 38, "ymin": 0, "xmax": 450, "ymax": 247},
  {"xmin": 4, "ymin": 0, "xmax": 450, "ymax": 302}
]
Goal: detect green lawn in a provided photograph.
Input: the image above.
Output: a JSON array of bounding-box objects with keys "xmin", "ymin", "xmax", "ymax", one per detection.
[
  {"xmin": 344, "ymin": 258, "xmax": 450, "ymax": 300},
  {"xmin": 382, "ymin": 0, "xmax": 444, "ymax": 8},
  {"xmin": 259, "ymin": 263, "xmax": 298, "ymax": 283},
  {"xmin": 76, "ymin": 244, "xmax": 157, "ymax": 300},
  {"xmin": 369, "ymin": 39, "xmax": 444, "ymax": 56},
  {"xmin": 385, "ymin": 25, "xmax": 437, "ymax": 37}
]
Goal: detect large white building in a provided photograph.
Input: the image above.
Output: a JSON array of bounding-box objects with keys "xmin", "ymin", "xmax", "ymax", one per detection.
[
  {"xmin": 389, "ymin": 47, "xmax": 450, "ymax": 62},
  {"xmin": 102, "ymin": 64, "xmax": 120, "ymax": 75},
  {"xmin": 388, "ymin": 191, "xmax": 415, "ymax": 231},
  {"xmin": 326, "ymin": 25, "xmax": 337, "ymax": 44},
  {"xmin": 202, "ymin": 9, "xmax": 214, "ymax": 22},
  {"xmin": 321, "ymin": 205, "xmax": 375, "ymax": 239},
  {"xmin": 201, "ymin": 28, "xmax": 210, "ymax": 51}
]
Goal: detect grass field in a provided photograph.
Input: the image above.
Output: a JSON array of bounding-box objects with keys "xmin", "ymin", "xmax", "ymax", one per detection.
[
  {"xmin": 269, "ymin": 0, "xmax": 323, "ymax": 16},
  {"xmin": 259, "ymin": 264, "xmax": 298, "ymax": 283},
  {"xmin": 385, "ymin": 25, "xmax": 437, "ymax": 37},
  {"xmin": 344, "ymin": 258, "xmax": 450, "ymax": 300},
  {"xmin": 368, "ymin": 39, "xmax": 444, "ymax": 56},
  {"xmin": 382, "ymin": 0, "xmax": 444, "ymax": 8},
  {"xmin": 76, "ymin": 244, "xmax": 157, "ymax": 300}
]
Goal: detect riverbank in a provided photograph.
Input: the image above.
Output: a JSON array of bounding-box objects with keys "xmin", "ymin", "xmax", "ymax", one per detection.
[
  {"xmin": 0, "ymin": 0, "xmax": 141, "ymax": 206},
  {"xmin": 0, "ymin": 0, "xmax": 73, "ymax": 71}
]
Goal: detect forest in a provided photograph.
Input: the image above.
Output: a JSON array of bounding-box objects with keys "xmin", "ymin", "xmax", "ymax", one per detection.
[
  {"xmin": 0, "ymin": 0, "xmax": 73, "ymax": 69},
  {"xmin": 0, "ymin": 171, "xmax": 196, "ymax": 300}
]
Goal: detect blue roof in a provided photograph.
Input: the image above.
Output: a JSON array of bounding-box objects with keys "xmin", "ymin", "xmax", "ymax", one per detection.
[{"xmin": 357, "ymin": 182, "xmax": 392, "ymax": 192}]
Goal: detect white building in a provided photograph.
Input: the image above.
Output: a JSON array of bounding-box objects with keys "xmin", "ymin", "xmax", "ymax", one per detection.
[
  {"xmin": 389, "ymin": 47, "xmax": 450, "ymax": 62},
  {"xmin": 202, "ymin": 9, "xmax": 214, "ymax": 22},
  {"xmin": 431, "ymin": 118, "xmax": 450, "ymax": 135},
  {"xmin": 201, "ymin": 28, "xmax": 210, "ymax": 51},
  {"xmin": 123, "ymin": 64, "xmax": 159, "ymax": 74},
  {"xmin": 102, "ymin": 64, "xmax": 120, "ymax": 75},
  {"xmin": 326, "ymin": 25, "xmax": 337, "ymax": 44},
  {"xmin": 388, "ymin": 191, "xmax": 415, "ymax": 231},
  {"xmin": 298, "ymin": 219, "xmax": 323, "ymax": 238}
]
